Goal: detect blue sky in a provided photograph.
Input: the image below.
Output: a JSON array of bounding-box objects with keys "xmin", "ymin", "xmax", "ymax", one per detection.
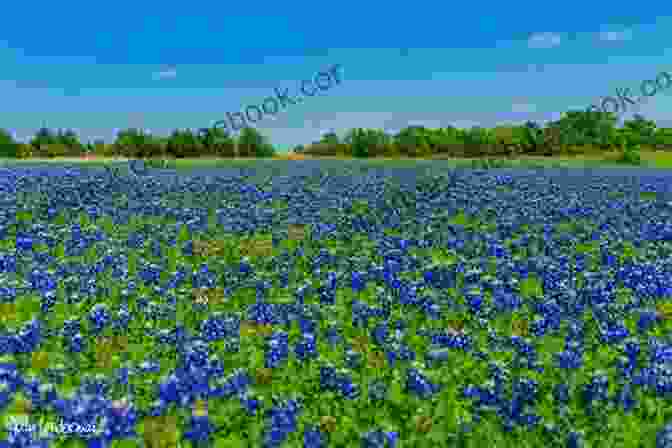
[{"xmin": 1, "ymin": 3, "xmax": 671, "ymax": 151}]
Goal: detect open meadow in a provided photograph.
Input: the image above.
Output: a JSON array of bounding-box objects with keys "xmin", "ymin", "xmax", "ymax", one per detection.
[{"xmin": 0, "ymin": 158, "xmax": 672, "ymax": 447}]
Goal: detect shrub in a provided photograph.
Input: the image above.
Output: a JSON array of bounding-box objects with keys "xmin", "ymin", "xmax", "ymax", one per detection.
[
  {"xmin": 615, "ymin": 138, "xmax": 642, "ymax": 165},
  {"xmin": 16, "ymin": 143, "xmax": 32, "ymax": 159}
]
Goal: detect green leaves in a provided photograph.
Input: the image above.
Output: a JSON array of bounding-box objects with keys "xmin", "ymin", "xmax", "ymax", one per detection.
[
  {"xmin": 388, "ymin": 379, "xmax": 405, "ymax": 407},
  {"xmin": 518, "ymin": 274, "xmax": 543, "ymax": 299},
  {"xmin": 177, "ymin": 223, "xmax": 191, "ymax": 244},
  {"xmin": 215, "ymin": 433, "xmax": 247, "ymax": 448}
]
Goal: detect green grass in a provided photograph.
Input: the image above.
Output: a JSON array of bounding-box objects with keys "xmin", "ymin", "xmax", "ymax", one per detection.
[{"xmin": 3, "ymin": 151, "xmax": 672, "ymax": 170}]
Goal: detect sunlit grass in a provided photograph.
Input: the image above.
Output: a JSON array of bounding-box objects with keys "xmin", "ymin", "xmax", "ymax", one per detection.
[{"xmin": 4, "ymin": 151, "xmax": 672, "ymax": 170}]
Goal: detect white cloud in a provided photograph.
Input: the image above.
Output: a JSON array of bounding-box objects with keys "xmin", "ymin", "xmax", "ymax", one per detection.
[
  {"xmin": 598, "ymin": 29, "xmax": 632, "ymax": 42},
  {"xmin": 511, "ymin": 103, "xmax": 537, "ymax": 113},
  {"xmin": 152, "ymin": 66, "xmax": 177, "ymax": 80},
  {"xmin": 528, "ymin": 32, "xmax": 562, "ymax": 49}
]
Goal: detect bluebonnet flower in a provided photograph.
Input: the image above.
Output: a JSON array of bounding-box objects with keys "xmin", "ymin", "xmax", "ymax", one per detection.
[
  {"xmin": 263, "ymin": 399, "xmax": 301, "ymax": 448},
  {"xmin": 351, "ymin": 300, "xmax": 372, "ymax": 328},
  {"xmin": 320, "ymin": 365, "xmax": 359, "ymax": 399},
  {"xmin": 566, "ymin": 431, "xmax": 584, "ymax": 448},
  {"xmin": 239, "ymin": 393, "xmax": 261, "ymax": 416},
  {"xmin": 324, "ymin": 326, "xmax": 342, "ymax": 347},
  {"xmin": 613, "ymin": 382, "xmax": 636, "ymax": 412},
  {"xmin": 88, "ymin": 303, "xmax": 111, "ymax": 334},
  {"xmin": 303, "ymin": 425, "xmax": 326, "ymax": 448},
  {"xmin": 429, "ymin": 331, "xmax": 472, "ymax": 351},
  {"xmin": 152, "ymin": 367, "xmax": 178, "ymax": 399},
  {"xmin": 464, "ymin": 383, "xmax": 500, "ymax": 408},
  {"xmin": 652, "ymin": 342, "xmax": 672, "ymax": 364},
  {"xmin": 425, "ymin": 348, "xmax": 452, "ymax": 367},
  {"xmin": 249, "ymin": 301, "xmax": 276, "ymax": 325},
  {"xmin": 555, "ymin": 349, "xmax": 583, "ymax": 370},
  {"xmin": 103, "ymin": 398, "xmax": 138, "ymax": 440},
  {"xmin": 493, "ymin": 291, "xmax": 522, "ymax": 312},
  {"xmin": 368, "ymin": 379, "xmax": 388, "ymax": 402},
  {"xmin": 345, "ymin": 349, "xmax": 363, "ymax": 369},
  {"xmin": 658, "ymin": 423, "xmax": 672, "ymax": 448},
  {"xmin": 200, "ymin": 313, "xmax": 239, "ymax": 342},
  {"xmin": 184, "ymin": 414, "xmax": 215, "ymax": 444},
  {"xmin": 16, "ymin": 232, "xmax": 34, "ymax": 251},
  {"xmin": 181, "ymin": 339, "xmax": 211, "ymax": 370},
  {"xmin": 266, "ymin": 331, "xmax": 290, "ymax": 369},
  {"xmin": 294, "ymin": 333, "xmax": 318, "ymax": 362},
  {"xmin": 371, "ymin": 322, "xmax": 388, "ymax": 346},
  {"xmin": 553, "ymin": 383, "xmax": 570, "ymax": 405},
  {"xmin": 361, "ymin": 429, "xmax": 398, "ymax": 448},
  {"xmin": 582, "ymin": 372, "xmax": 610, "ymax": 413},
  {"xmin": 209, "ymin": 369, "xmax": 250, "ymax": 399},
  {"xmin": 67, "ymin": 332, "xmax": 86, "ymax": 353},
  {"xmin": 600, "ymin": 322, "xmax": 630, "ymax": 345},
  {"xmin": 405, "ymin": 368, "xmax": 440, "ymax": 398}
]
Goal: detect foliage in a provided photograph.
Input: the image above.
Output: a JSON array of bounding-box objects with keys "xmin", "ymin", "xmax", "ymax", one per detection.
[
  {"xmin": 615, "ymin": 137, "xmax": 642, "ymax": 165},
  {"xmin": 0, "ymin": 109, "xmax": 670, "ymax": 160},
  {"xmin": 237, "ymin": 127, "xmax": 275, "ymax": 158},
  {"xmin": 0, "ymin": 128, "xmax": 19, "ymax": 158},
  {"xmin": 296, "ymin": 110, "xmax": 672, "ymax": 158}
]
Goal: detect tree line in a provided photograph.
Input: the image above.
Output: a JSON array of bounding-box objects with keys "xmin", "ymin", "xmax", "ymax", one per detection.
[
  {"xmin": 295, "ymin": 111, "xmax": 672, "ymax": 158},
  {"xmin": 0, "ymin": 110, "xmax": 670, "ymax": 159},
  {"xmin": 0, "ymin": 126, "xmax": 275, "ymax": 159}
]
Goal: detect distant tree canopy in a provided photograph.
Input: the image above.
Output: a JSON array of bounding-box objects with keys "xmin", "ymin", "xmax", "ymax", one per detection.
[
  {"xmin": 296, "ymin": 111, "xmax": 672, "ymax": 157},
  {"xmin": 0, "ymin": 129, "xmax": 20, "ymax": 158},
  {"xmin": 1, "ymin": 111, "xmax": 672, "ymax": 159},
  {"xmin": 0, "ymin": 125, "xmax": 276, "ymax": 159}
]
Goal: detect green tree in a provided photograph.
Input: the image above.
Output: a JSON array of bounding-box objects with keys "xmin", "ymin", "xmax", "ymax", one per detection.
[
  {"xmin": 199, "ymin": 126, "xmax": 235, "ymax": 157},
  {"xmin": 320, "ymin": 131, "xmax": 339, "ymax": 147},
  {"xmin": 343, "ymin": 128, "xmax": 389, "ymax": 158},
  {"xmin": 623, "ymin": 114, "xmax": 657, "ymax": 147},
  {"xmin": 311, "ymin": 131, "xmax": 341, "ymax": 156},
  {"xmin": 557, "ymin": 110, "xmax": 619, "ymax": 149},
  {"xmin": 30, "ymin": 127, "xmax": 58, "ymax": 157},
  {"xmin": 113, "ymin": 128, "xmax": 165, "ymax": 158},
  {"xmin": 364, "ymin": 129, "xmax": 390, "ymax": 157},
  {"xmin": 0, "ymin": 129, "xmax": 19, "ymax": 158},
  {"xmin": 56, "ymin": 129, "xmax": 84, "ymax": 156},
  {"xmin": 255, "ymin": 142, "xmax": 276, "ymax": 158},
  {"xmin": 489, "ymin": 126, "xmax": 526, "ymax": 157},
  {"xmin": 393, "ymin": 126, "xmax": 431, "ymax": 157},
  {"xmin": 165, "ymin": 129, "xmax": 202, "ymax": 158},
  {"xmin": 343, "ymin": 128, "xmax": 366, "ymax": 158},
  {"xmin": 653, "ymin": 127, "xmax": 672, "ymax": 150},
  {"xmin": 521, "ymin": 121, "xmax": 545, "ymax": 154},
  {"xmin": 237, "ymin": 127, "xmax": 268, "ymax": 158},
  {"xmin": 461, "ymin": 126, "xmax": 492, "ymax": 157}
]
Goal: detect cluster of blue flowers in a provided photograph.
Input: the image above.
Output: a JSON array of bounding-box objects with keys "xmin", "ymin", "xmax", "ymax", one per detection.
[{"xmin": 0, "ymin": 163, "xmax": 672, "ymax": 446}]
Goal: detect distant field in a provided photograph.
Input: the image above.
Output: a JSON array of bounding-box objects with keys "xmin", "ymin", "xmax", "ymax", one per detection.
[
  {"xmin": 287, "ymin": 151, "xmax": 672, "ymax": 168},
  {"xmin": 2, "ymin": 151, "xmax": 672, "ymax": 169}
]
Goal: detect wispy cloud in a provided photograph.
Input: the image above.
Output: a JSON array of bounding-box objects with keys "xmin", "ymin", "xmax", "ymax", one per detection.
[
  {"xmin": 598, "ymin": 29, "xmax": 633, "ymax": 42},
  {"xmin": 152, "ymin": 66, "xmax": 177, "ymax": 80},
  {"xmin": 528, "ymin": 32, "xmax": 562, "ymax": 49}
]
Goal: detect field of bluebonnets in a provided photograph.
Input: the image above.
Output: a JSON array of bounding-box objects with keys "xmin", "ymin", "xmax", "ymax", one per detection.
[{"xmin": 1, "ymin": 160, "xmax": 672, "ymax": 448}]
